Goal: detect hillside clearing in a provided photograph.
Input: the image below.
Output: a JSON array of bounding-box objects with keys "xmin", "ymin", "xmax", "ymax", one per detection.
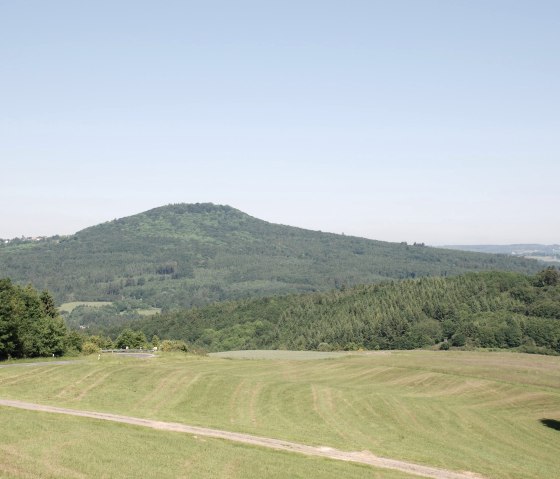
[{"xmin": 58, "ymin": 301, "xmax": 113, "ymax": 313}]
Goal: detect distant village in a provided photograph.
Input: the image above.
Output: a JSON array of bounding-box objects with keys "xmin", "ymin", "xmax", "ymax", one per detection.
[
  {"xmin": 1, "ymin": 235, "xmax": 66, "ymax": 245},
  {"xmin": 509, "ymin": 246, "xmax": 560, "ymax": 263},
  {"xmin": 2, "ymin": 236, "xmax": 47, "ymax": 244}
]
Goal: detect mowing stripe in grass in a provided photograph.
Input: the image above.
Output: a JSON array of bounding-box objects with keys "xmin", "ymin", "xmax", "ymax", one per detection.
[
  {"xmin": 0, "ymin": 360, "xmax": 83, "ymax": 369},
  {"xmin": 0, "ymin": 398, "xmax": 485, "ymax": 479}
]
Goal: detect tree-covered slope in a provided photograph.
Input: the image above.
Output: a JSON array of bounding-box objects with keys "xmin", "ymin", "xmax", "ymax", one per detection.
[
  {"xmin": 0, "ymin": 203, "xmax": 542, "ymax": 308},
  {"xmin": 128, "ymin": 269, "xmax": 560, "ymax": 354}
]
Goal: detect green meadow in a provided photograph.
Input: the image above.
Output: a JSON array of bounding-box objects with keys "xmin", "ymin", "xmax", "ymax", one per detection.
[
  {"xmin": 1, "ymin": 408, "xmax": 410, "ymax": 479},
  {"xmin": 58, "ymin": 301, "xmax": 113, "ymax": 313},
  {"xmin": 1, "ymin": 350, "xmax": 559, "ymax": 479},
  {"xmin": 208, "ymin": 350, "xmax": 353, "ymax": 360}
]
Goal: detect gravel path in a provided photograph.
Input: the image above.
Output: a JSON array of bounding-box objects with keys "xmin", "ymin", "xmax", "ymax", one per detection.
[{"xmin": 0, "ymin": 398, "xmax": 485, "ymax": 479}]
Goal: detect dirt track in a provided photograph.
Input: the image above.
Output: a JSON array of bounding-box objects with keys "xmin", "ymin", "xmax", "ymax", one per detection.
[{"xmin": 0, "ymin": 398, "xmax": 484, "ymax": 479}]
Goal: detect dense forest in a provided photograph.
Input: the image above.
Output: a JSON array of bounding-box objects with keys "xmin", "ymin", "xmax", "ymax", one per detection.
[
  {"xmin": 0, "ymin": 203, "xmax": 542, "ymax": 309},
  {"xmin": 112, "ymin": 268, "xmax": 560, "ymax": 354},
  {"xmin": 0, "ymin": 279, "xmax": 76, "ymax": 359}
]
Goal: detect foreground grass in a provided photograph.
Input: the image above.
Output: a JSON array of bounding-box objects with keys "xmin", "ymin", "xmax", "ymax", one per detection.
[
  {"xmin": 209, "ymin": 350, "xmax": 353, "ymax": 360},
  {"xmin": 0, "ymin": 408, "xmax": 412, "ymax": 479},
  {"xmin": 1, "ymin": 350, "xmax": 559, "ymax": 478}
]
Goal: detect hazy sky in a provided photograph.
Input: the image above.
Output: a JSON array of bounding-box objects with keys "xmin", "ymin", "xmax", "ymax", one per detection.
[{"xmin": 1, "ymin": 1, "xmax": 558, "ymax": 244}]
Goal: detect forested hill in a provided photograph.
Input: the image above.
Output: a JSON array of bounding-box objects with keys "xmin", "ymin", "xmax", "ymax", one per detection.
[
  {"xmin": 129, "ymin": 269, "xmax": 560, "ymax": 354},
  {"xmin": 0, "ymin": 203, "xmax": 542, "ymax": 308}
]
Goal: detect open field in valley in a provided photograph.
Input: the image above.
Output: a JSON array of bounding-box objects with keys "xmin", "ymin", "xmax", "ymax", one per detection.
[
  {"xmin": 58, "ymin": 302, "xmax": 113, "ymax": 314},
  {"xmin": 1, "ymin": 350, "xmax": 559, "ymax": 478}
]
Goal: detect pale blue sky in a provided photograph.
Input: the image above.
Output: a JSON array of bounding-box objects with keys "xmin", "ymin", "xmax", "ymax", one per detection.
[{"xmin": 1, "ymin": 1, "xmax": 558, "ymax": 243}]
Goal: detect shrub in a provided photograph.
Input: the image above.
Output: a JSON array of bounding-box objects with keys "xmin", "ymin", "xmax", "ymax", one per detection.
[
  {"xmin": 159, "ymin": 339, "xmax": 189, "ymax": 352},
  {"xmin": 82, "ymin": 341, "xmax": 101, "ymax": 355},
  {"xmin": 451, "ymin": 332, "xmax": 466, "ymax": 347}
]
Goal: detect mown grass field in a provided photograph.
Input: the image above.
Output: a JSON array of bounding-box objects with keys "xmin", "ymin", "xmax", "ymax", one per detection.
[
  {"xmin": 58, "ymin": 301, "xmax": 113, "ymax": 313},
  {"xmin": 1, "ymin": 350, "xmax": 559, "ymax": 479},
  {"xmin": 1, "ymin": 408, "xmax": 411, "ymax": 479},
  {"xmin": 209, "ymin": 350, "xmax": 353, "ymax": 360}
]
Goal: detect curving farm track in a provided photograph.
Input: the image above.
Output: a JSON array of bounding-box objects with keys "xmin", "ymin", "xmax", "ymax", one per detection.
[{"xmin": 0, "ymin": 398, "xmax": 485, "ymax": 479}]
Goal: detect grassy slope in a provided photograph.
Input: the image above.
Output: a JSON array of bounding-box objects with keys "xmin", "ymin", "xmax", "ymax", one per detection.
[
  {"xmin": 1, "ymin": 351, "xmax": 559, "ymax": 479},
  {"xmin": 0, "ymin": 203, "xmax": 541, "ymax": 308},
  {"xmin": 0, "ymin": 409, "xmax": 411, "ymax": 479}
]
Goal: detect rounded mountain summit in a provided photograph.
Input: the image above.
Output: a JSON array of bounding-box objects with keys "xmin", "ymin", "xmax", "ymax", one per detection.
[{"xmin": 0, "ymin": 203, "xmax": 540, "ymax": 308}]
